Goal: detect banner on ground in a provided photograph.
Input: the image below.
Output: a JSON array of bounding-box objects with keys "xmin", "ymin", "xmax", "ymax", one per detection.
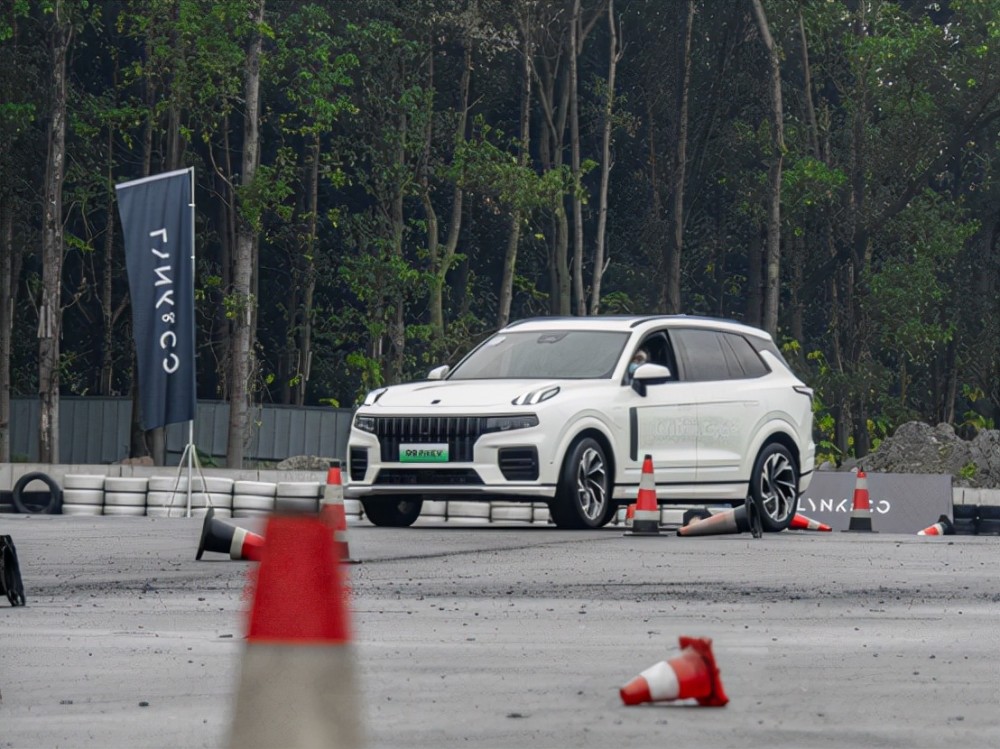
[{"xmin": 115, "ymin": 168, "xmax": 196, "ymax": 430}]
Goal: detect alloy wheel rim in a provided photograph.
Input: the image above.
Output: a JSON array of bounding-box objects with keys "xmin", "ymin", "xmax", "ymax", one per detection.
[
  {"xmin": 759, "ymin": 452, "xmax": 796, "ymax": 522},
  {"xmin": 575, "ymin": 447, "xmax": 607, "ymax": 520}
]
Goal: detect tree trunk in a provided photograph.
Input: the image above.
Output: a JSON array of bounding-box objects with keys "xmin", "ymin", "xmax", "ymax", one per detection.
[
  {"xmin": 0, "ymin": 199, "xmax": 12, "ymax": 463},
  {"xmin": 751, "ymin": 0, "xmax": 784, "ymax": 337},
  {"xmin": 38, "ymin": 5, "xmax": 72, "ymax": 464},
  {"xmin": 295, "ymin": 136, "xmax": 321, "ymax": 406},
  {"xmin": 589, "ymin": 0, "xmax": 620, "ymax": 315},
  {"xmin": 499, "ymin": 22, "xmax": 533, "ymax": 328},
  {"xmin": 663, "ymin": 0, "xmax": 695, "ymax": 315},
  {"xmin": 226, "ymin": 0, "xmax": 264, "ymax": 468},
  {"xmin": 569, "ymin": 0, "xmax": 585, "ymax": 316}
]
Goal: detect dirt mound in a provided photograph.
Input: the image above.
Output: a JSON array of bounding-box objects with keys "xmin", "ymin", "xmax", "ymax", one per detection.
[{"xmin": 857, "ymin": 421, "xmax": 1000, "ymax": 488}]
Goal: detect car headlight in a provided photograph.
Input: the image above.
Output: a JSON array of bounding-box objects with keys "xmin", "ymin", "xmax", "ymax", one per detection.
[
  {"xmin": 511, "ymin": 386, "xmax": 560, "ymax": 406},
  {"xmin": 354, "ymin": 415, "xmax": 376, "ymax": 433},
  {"xmin": 483, "ymin": 415, "xmax": 539, "ymax": 433}
]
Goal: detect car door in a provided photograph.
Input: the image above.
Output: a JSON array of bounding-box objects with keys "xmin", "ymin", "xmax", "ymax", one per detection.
[
  {"xmin": 669, "ymin": 328, "xmax": 770, "ymax": 488},
  {"xmin": 622, "ymin": 330, "xmax": 700, "ymax": 493}
]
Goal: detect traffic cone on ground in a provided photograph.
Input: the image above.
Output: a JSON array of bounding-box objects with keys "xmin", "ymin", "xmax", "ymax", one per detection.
[
  {"xmin": 319, "ymin": 460, "xmax": 358, "ymax": 564},
  {"xmin": 625, "ymin": 455, "xmax": 660, "ymax": 536},
  {"xmin": 843, "ymin": 470, "xmax": 877, "ymax": 532},
  {"xmin": 790, "ymin": 513, "xmax": 832, "ymax": 532},
  {"xmin": 228, "ymin": 514, "xmax": 363, "ymax": 749},
  {"xmin": 624, "ymin": 503, "xmax": 635, "ymax": 529},
  {"xmin": 677, "ymin": 505, "xmax": 752, "ymax": 537},
  {"xmin": 917, "ymin": 514, "xmax": 954, "ymax": 536},
  {"xmin": 620, "ymin": 636, "xmax": 729, "ymax": 707},
  {"xmin": 196, "ymin": 508, "xmax": 266, "ymax": 561}
]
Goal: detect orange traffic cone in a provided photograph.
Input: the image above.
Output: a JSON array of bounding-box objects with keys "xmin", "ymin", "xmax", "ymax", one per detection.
[
  {"xmin": 320, "ymin": 461, "xmax": 358, "ymax": 564},
  {"xmin": 624, "ymin": 503, "xmax": 636, "ymax": 529},
  {"xmin": 790, "ymin": 513, "xmax": 832, "ymax": 532},
  {"xmin": 917, "ymin": 514, "xmax": 954, "ymax": 536},
  {"xmin": 843, "ymin": 470, "xmax": 877, "ymax": 532},
  {"xmin": 625, "ymin": 455, "xmax": 660, "ymax": 536},
  {"xmin": 197, "ymin": 508, "xmax": 266, "ymax": 561},
  {"xmin": 620, "ymin": 636, "xmax": 729, "ymax": 707},
  {"xmin": 677, "ymin": 505, "xmax": 751, "ymax": 537},
  {"xmin": 228, "ymin": 515, "xmax": 363, "ymax": 749}
]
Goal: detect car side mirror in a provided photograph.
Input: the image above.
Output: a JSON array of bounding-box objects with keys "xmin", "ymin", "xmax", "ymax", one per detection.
[
  {"xmin": 427, "ymin": 365, "xmax": 450, "ymax": 380},
  {"xmin": 630, "ymin": 363, "xmax": 671, "ymax": 396}
]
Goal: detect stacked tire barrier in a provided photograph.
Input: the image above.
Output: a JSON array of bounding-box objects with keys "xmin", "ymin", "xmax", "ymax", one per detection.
[
  {"xmin": 233, "ymin": 481, "xmax": 277, "ymax": 518},
  {"xmin": 62, "ymin": 474, "xmax": 105, "ymax": 516},
  {"xmin": 102, "ymin": 477, "xmax": 148, "ymax": 516}
]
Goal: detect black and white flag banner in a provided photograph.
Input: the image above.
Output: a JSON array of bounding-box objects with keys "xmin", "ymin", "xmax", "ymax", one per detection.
[{"xmin": 115, "ymin": 168, "xmax": 196, "ymax": 430}]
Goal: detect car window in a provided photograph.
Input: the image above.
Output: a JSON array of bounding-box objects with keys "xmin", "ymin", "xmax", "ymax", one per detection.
[
  {"xmin": 449, "ymin": 330, "xmax": 629, "ymax": 379},
  {"xmin": 670, "ymin": 328, "xmax": 729, "ymax": 382},
  {"xmin": 720, "ymin": 333, "xmax": 769, "ymax": 378}
]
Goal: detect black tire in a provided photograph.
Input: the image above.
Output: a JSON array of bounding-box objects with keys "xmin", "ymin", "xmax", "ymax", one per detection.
[
  {"xmin": 748, "ymin": 444, "xmax": 798, "ymax": 533},
  {"xmin": 549, "ymin": 437, "xmax": 613, "ymax": 529},
  {"xmin": 975, "ymin": 517, "xmax": 1000, "ymax": 536},
  {"xmin": 12, "ymin": 472, "xmax": 62, "ymax": 514},
  {"xmin": 362, "ymin": 497, "xmax": 423, "ymax": 527}
]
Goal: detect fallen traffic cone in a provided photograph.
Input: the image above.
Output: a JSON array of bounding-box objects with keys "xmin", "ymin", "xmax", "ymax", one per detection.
[
  {"xmin": 682, "ymin": 508, "xmax": 712, "ymax": 527},
  {"xmin": 917, "ymin": 514, "xmax": 954, "ymax": 536},
  {"xmin": 620, "ymin": 635, "xmax": 729, "ymax": 707},
  {"xmin": 625, "ymin": 455, "xmax": 660, "ymax": 536},
  {"xmin": 196, "ymin": 508, "xmax": 266, "ymax": 561},
  {"xmin": 843, "ymin": 470, "xmax": 877, "ymax": 533},
  {"xmin": 790, "ymin": 513, "xmax": 832, "ymax": 532},
  {"xmin": 228, "ymin": 514, "xmax": 363, "ymax": 749},
  {"xmin": 319, "ymin": 460, "xmax": 358, "ymax": 564},
  {"xmin": 677, "ymin": 505, "xmax": 751, "ymax": 537}
]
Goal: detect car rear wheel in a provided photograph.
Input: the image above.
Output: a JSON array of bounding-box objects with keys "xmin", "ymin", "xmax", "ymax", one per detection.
[
  {"xmin": 362, "ymin": 497, "xmax": 423, "ymax": 527},
  {"xmin": 748, "ymin": 444, "xmax": 798, "ymax": 532},
  {"xmin": 550, "ymin": 437, "xmax": 612, "ymax": 529}
]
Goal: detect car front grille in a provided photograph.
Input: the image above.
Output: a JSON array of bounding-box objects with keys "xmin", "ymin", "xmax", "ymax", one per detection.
[
  {"xmin": 373, "ymin": 416, "xmax": 485, "ymax": 462},
  {"xmin": 374, "ymin": 468, "xmax": 484, "ymax": 485}
]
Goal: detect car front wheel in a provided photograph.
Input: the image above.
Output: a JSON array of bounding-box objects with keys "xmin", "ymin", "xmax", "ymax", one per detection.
[
  {"xmin": 550, "ymin": 437, "xmax": 613, "ymax": 529},
  {"xmin": 748, "ymin": 444, "xmax": 798, "ymax": 532},
  {"xmin": 362, "ymin": 497, "xmax": 423, "ymax": 527}
]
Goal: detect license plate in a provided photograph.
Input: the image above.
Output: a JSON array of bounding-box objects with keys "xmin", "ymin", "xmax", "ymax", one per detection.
[{"xmin": 399, "ymin": 443, "xmax": 449, "ymax": 462}]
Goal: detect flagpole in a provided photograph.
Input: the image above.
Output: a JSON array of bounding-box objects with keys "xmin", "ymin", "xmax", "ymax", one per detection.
[{"xmin": 186, "ymin": 167, "xmax": 196, "ymax": 518}]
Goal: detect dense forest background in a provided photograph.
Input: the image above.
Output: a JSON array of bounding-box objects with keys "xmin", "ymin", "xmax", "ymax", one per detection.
[{"xmin": 2, "ymin": 0, "xmax": 1000, "ymax": 467}]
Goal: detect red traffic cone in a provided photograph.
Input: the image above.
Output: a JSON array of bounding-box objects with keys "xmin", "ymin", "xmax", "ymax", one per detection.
[
  {"xmin": 917, "ymin": 514, "xmax": 954, "ymax": 536},
  {"xmin": 620, "ymin": 636, "xmax": 729, "ymax": 707},
  {"xmin": 626, "ymin": 455, "xmax": 660, "ymax": 536},
  {"xmin": 677, "ymin": 505, "xmax": 751, "ymax": 537},
  {"xmin": 197, "ymin": 508, "xmax": 265, "ymax": 561},
  {"xmin": 320, "ymin": 461, "xmax": 358, "ymax": 564},
  {"xmin": 229, "ymin": 515, "xmax": 363, "ymax": 749},
  {"xmin": 624, "ymin": 503, "xmax": 636, "ymax": 529},
  {"xmin": 790, "ymin": 513, "xmax": 832, "ymax": 532},
  {"xmin": 843, "ymin": 470, "xmax": 877, "ymax": 532}
]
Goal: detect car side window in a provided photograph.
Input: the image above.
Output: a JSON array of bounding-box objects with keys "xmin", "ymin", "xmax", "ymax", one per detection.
[
  {"xmin": 720, "ymin": 332, "xmax": 769, "ymax": 378},
  {"xmin": 669, "ymin": 328, "xmax": 729, "ymax": 382}
]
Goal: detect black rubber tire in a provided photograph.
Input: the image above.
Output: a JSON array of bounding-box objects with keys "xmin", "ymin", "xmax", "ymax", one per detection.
[
  {"xmin": 549, "ymin": 437, "xmax": 613, "ymax": 530},
  {"xmin": 362, "ymin": 497, "xmax": 423, "ymax": 527},
  {"xmin": 748, "ymin": 444, "xmax": 798, "ymax": 533},
  {"xmin": 976, "ymin": 505, "xmax": 1000, "ymax": 519},
  {"xmin": 953, "ymin": 504, "xmax": 979, "ymax": 519},
  {"xmin": 12, "ymin": 472, "xmax": 62, "ymax": 514},
  {"xmin": 974, "ymin": 517, "xmax": 1000, "ymax": 535}
]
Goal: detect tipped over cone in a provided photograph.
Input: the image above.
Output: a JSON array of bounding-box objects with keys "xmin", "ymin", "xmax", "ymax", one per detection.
[
  {"xmin": 626, "ymin": 455, "xmax": 660, "ymax": 536},
  {"xmin": 677, "ymin": 506, "xmax": 750, "ymax": 537},
  {"xmin": 197, "ymin": 508, "xmax": 266, "ymax": 561},
  {"xmin": 620, "ymin": 636, "xmax": 728, "ymax": 707},
  {"xmin": 917, "ymin": 514, "xmax": 954, "ymax": 536},
  {"xmin": 790, "ymin": 513, "xmax": 832, "ymax": 532},
  {"xmin": 228, "ymin": 515, "xmax": 363, "ymax": 749}
]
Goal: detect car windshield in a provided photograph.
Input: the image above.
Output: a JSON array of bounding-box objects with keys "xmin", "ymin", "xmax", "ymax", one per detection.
[{"xmin": 449, "ymin": 330, "xmax": 630, "ymax": 380}]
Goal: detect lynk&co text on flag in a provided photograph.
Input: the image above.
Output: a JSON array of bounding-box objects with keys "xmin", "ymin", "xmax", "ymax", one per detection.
[{"xmin": 115, "ymin": 168, "xmax": 196, "ymax": 430}]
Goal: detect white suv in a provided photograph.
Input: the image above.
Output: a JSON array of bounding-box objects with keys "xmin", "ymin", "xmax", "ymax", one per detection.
[{"xmin": 346, "ymin": 315, "xmax": 815, "ymax": 530}]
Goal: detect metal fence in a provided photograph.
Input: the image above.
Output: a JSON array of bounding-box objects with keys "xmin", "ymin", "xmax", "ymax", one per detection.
[{"xmin": 8, "ymin": 397, "xmax": 354, "ymax": 465}]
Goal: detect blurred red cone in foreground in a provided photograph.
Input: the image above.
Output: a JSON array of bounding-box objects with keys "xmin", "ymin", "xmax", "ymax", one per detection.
[
  {"xmin": 790, "ymin": 513, "xmax": 832, "ymax": 532},
  {"xmin": 620, "ymin": 636, "xmax": 728, "ymax": 707},
  {"xmin": 228, "ymin": 515, "xmax": 363, "ymax": 749}
]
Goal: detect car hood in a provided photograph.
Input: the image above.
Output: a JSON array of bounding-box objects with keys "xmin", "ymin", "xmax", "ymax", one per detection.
[{"xmin": 368, "ymin": 379, "xmax": 565, "ymax": 409}]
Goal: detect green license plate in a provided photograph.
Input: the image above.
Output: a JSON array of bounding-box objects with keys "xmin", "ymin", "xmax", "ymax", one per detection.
[{"xmin": 399, "ymin": 443, "xmax": 449, "ymax": 462}]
